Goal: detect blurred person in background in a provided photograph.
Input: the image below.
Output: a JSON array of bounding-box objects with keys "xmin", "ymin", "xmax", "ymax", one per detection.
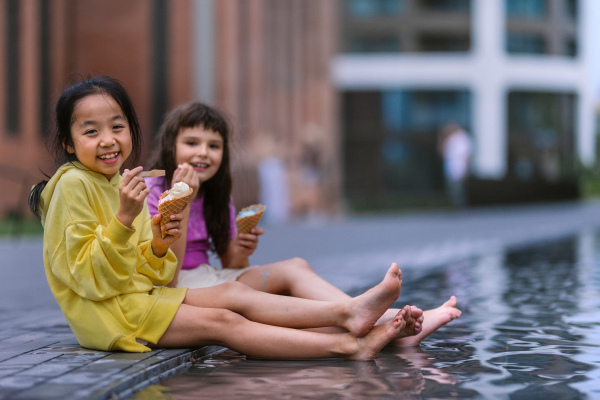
[
  {"xmin": 255, "ymin": 132, "xmax": 291, "ymax": 225},
  {"xmin": 439, "ymin": 123, "xmax": 473, "ymax": 209},
  {"xmin": 292, "ymin": 126, "xmax": 327, "ymax": 222}
]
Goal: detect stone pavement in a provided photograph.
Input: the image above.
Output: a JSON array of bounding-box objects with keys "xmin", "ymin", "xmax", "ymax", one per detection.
[{"xmin": 2, "ymin": 200, "xmax": 600, "ymax": 399}]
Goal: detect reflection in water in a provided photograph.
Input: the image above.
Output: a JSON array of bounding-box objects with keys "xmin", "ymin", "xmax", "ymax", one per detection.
[{"xmin": 131, "ymin": 233, "xmax": 600, "ymax": 399}]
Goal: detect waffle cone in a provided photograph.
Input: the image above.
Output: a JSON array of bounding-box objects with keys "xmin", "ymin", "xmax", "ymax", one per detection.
[
  {"xmin": 236, "ymin": 204, "xmax": 266, "ymax": 234},
  {"xmin": 158, "ymin": 187, "xmax": 193, "ymax": 238}
]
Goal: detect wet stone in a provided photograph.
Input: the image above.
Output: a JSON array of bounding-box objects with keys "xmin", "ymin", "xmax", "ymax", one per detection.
[
  {"xmin": 103, "ymin": 352, "xmax": 158, "ymax": 361},
  {"xmin": 18, "ymin": 363, "xmax": 76, "ymax": 377},
  {"xmin": 0, "ymin": 366, "xmax": 25, "ymax": 378},
  {"xmin": 47, "ymin": 353, "xmax": 109, "ymax": 365},
  {"xmin": 0, "ymin": 352, "xmax": 60, "ymax": 366},
  {"xmin": 0, "ymin": 374, "xmax": 47, "ymax": 390},
  {"xmin": 51, "ymin": 370, "xmax": 117, "ymax": 384},
  {"xmin": 10, "ymin": 382, "xmax": 87, "ymax": 400},
  {"xmin": 88, "ymin": 358, "xmax": 142, "ymax": 369}
]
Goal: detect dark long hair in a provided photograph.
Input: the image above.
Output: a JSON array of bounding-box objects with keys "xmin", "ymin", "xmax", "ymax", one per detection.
[
  {"xmin": 148, "ymin": 102, "xmax": 232, "ymax": 257},
  {"xmin": 28, "ymin": 75, "xmax": 143, "ymax": 217}
]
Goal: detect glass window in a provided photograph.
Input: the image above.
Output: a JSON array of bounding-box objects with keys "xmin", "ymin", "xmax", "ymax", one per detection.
[
  {"xmin": 346, "ymin": 0, "xmax": 405, "ymax": 17},
  {"xmin": 506, "ymin": 33, "xmax": 546, "ymax": 54},
  {"xmin": 564, "ymin": 38, "xmax": 577, "ymax": 57},
  {"xmin": 342, "ymin": 90, "xmax": 471, "ymax": 209},
  {"xmin": 507, "ymin": 91, "xmax": 576, "ymax": 182},
  {"xmin": 347, "ymin": 35, "xmax": 401, "ymax": 53},
  {"xmin": 419, "ymin": 34, "xmax": 470, "ymax": 52},
  {"xmin": 565, "ymin": 0, "xmax": 578, "ymax": 21},
  {"xmin": 506, "ymin": 0, "xmax": 547, "ymax": 19},
  {"xmin": 421, "ymin": 0, "xmax": 470, "ymax": 13}
]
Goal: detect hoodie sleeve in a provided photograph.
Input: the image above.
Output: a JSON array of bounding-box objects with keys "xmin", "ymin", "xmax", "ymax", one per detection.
[
  {"xmin": 58, "ymin": 216, "xmax": 137, "ymax": 300},
  {"xmin": 46, "ymin": 173, "xmax": 176, "ymax": 300}
]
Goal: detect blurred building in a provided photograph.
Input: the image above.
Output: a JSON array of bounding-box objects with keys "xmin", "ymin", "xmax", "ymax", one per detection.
[
  {"xmin": 0, "ymin": 0, "xmax": 196, "ymax": 217},
  {"xmin": 0, "ymin": 0, "xmax": 339, "ymax": 218},
  {"xmin": 335, "ymin": 0, "xmax": 594, "ymax": 208},
  {"xmin": 0, "ymin": 0, "xmax": 596, "ymax": 217}
]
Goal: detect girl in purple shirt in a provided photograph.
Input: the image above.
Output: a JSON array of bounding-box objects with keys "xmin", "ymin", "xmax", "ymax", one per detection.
[{"xmin": 146, "ymin": 102, "xmax": 462, "ymax": 346}]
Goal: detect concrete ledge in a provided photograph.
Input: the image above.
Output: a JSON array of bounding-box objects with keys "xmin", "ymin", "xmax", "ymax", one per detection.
[{"xmin": 88, "ymin": 346, "xmax": 226, "ymax": 400}]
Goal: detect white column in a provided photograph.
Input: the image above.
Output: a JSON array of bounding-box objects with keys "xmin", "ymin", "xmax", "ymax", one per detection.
[
  {"xmin": 471, "ymin": 0, "xmax": 506, "ymax": 178},
  {"xmin": 193, "ymin": 0, "xmax": 215, "ymax": 103},
  {"xmin": 577, "ymin": 0, "xmax": 596, "ymax": 167}
]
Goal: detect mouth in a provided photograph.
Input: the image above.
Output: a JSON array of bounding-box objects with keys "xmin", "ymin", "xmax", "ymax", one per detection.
[
  {"xmin": 98, "ymin": 152, "xmax": 120, "ymax": 163},
  {"xmin": 189, "ymin": 162, "xmax": 209, "ymax": 169}
]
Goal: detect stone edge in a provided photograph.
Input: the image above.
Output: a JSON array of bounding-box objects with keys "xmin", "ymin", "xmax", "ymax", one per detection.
[{"xmin": 90, "ymin": 346, "xmax": 227, "ymax": 400}]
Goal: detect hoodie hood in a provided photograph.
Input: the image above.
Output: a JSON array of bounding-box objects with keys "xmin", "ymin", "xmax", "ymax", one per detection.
[{"xmin": 39, "ymin": 161, "xmax": 121, "ymax": 227}]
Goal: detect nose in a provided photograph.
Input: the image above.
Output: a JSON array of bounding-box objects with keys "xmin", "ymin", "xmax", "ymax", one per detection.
[
  {"xmin": 197, "ymin": 143, "xmax": 208, "ymax": 157},
  {"xmin": 99, "ymin": 130, "xmax": 116, "ymax": 147}
]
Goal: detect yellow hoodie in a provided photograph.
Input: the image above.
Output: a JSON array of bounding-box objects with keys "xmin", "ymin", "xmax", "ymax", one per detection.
[{"xmin": 39, "ymin": 162, "xmax": 187, "ymax": 352}]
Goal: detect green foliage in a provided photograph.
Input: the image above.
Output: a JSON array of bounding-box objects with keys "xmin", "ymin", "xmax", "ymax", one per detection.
[
  {"xmin": 0, "ymin": 214, "xmax": 43, "ymax": 237},
  {"xmin": 578, "ymin": 161, "xmax": 600, "ymax": 199}
]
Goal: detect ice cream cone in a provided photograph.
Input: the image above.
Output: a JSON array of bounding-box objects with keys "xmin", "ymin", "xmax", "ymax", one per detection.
[
  {"xmin": 158, "ymin": 187, "xmax": 193, "ymax": 238},
  {"xmin": 236, "ymin": 204, "xmax": 266, "ymax": 234}
]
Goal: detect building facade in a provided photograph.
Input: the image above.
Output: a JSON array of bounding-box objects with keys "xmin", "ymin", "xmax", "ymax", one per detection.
[
  {"xmin": 1, "ymin": 0, "xmax": 596, "ymax": 217},
  {"xmin": 0, "ymin": 0, "xmax": 196, "ymax": 217},
  {"xmin": 334, "ymin": 0, "xmax": 594, "ymax": 208},
  {"xmin": 0, "ymin": 0, "xmax": 339, "ymax": 218}
]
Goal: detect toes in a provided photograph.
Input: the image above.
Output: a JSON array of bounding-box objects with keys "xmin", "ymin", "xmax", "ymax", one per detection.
[
  {"xmin": 393, "ymin": 309, "xmax": 406, "ymax": 324},
  {"xmin": 410, "ymin": 305, "xmax": 424, "ymax": 317},
  {"xmin": 443, "ymin": 296, "xmax": 458, "ymax": 307}
]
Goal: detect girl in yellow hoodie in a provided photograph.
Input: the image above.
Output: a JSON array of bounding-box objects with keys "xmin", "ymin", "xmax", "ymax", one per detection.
[{"xmin": 29, "ymin": 75, "xmax": 414, "ymax": 359}]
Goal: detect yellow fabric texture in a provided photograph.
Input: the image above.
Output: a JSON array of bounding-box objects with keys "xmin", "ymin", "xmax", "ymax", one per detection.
[{"xmin": 39, "ymin": 161, "xmax": 187, "ymax": 352}]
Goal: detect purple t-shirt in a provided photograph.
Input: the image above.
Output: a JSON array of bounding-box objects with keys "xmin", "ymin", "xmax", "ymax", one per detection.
[{"xmin": 146, "ymin": 176, "xmax": 236, "ymax": 269}]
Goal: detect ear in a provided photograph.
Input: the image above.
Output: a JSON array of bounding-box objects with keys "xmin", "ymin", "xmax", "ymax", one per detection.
[{"xmin": 64, "ymin": 141, "xmax": 75, "ymax": 154}]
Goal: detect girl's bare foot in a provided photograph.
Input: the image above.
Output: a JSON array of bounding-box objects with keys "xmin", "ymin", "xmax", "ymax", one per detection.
[
  {"xmin": 350, "ymin": 309, "xmax": 407, "ymax": 360},
  {"xmin": 392, "ymin": 296, "xmax": 461, "ymax": 346},
  {"xmin": 395, "ymin": 305, "xmax": 424, "ymax": 339},
  {"xmin": 345, "ymin": 263, "xmax": 402, "ymax": 337}
]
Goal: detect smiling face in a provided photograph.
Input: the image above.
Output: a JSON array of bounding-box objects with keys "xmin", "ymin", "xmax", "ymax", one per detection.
[
  {"xmin": 66, "ymin": 93, "xmax": 132, "ymax": 180},
  {"xmin": 175, "ymin": 126, "xmax": 224, "ymax": 185}
]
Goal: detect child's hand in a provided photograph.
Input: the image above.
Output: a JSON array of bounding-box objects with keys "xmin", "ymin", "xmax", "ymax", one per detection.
[
  {"xmin": 173, "ymin": 163, "xmax": 200, "ymax": 198},
  {"xmin": 233, "ymin": 228, "xmax": 264, "ymax": 257},
  {"xmin": 150, "ymin": 213, "xmax": 184, "ymax": 257},
  {"xmin": 116, "ymin": 166, "xmax": 150, "ymax": 228}
]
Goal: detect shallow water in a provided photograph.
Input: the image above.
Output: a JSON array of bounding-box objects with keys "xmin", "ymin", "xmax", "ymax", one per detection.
[{"xmin": 131, "ymin": 233, "xmax": 600, "ymax": 399}]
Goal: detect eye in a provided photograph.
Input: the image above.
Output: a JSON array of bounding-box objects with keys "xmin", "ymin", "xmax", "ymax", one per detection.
[
  {"xmin": 84, "ymin": 129, "xmax": 97, "ymax": 135},
  {"xmin": 113, "ymin": 124, "xmax": 125, "ymax": 131},
  {"xmin": 185, "ymin": 140, "xmax": 197, "ymax": 146},
  {"xmin": 210, "ymin": 143, "xmax": 221, "ymax": 150}
]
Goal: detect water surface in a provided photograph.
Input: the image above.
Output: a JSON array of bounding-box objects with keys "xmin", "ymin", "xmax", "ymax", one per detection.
[{"xmin": 131, "ymin": 233, "xmax": 600, "ymax": 399}]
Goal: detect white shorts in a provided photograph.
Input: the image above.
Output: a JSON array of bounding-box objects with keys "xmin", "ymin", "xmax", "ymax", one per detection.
[{"xmin": 176, "ymin": 264, "xmax": 255, "ymax": 289}]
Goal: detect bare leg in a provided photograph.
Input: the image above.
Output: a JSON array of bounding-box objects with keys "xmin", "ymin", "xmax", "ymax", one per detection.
[
  {"xmin": 391, "ymin": 296, "xmax": 461, "ymax": 346},
  {"xmin": 184, "ymin": 263, "xmax": 402, "ymax": 337},
  {"xmin": 238, "ymin": 259, "xmax": 458, "ymax": 343},
  {"xmin": 155, "ymin": 305, "xmax": 408, "ymax": 360},
  {"xmin": 237, "ymin": 257, "xmax": 350, "ymax": 300}
]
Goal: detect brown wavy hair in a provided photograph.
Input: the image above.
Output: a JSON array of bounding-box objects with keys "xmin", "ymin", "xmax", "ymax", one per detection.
[{"xmin": 148, "ymin": 102, "xmax": 232, "ymax": 256}]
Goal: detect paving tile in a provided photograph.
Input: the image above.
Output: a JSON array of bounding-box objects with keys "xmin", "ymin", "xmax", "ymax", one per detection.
[
  {"xmin": 0, "ymin": 339, "xmax": 59, "ymax": 354},
  {"xmin": 52, "ymin": 370, "xmax": 118, "ymax": 385},
  {"xmin": 10, "ymin": 382, "xmax": 87, "ymax": 400},
  {"xmin": 0, "ymin": 352, "xmax": 60, "ymax": 366},
  {"xmin": 0, "ymin": 386, "xmax": 20, "ymax": 400},
  {"xmin": 0, "ymin": 366, "xmax": 25, "ymax": 378},
  {"xmin": 17, "ymin": 363, "xmax": 76, "ymax": 378},
  {"xmin": 0, "ymin": 374, "xmax": 47, "ymax": 390}
]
